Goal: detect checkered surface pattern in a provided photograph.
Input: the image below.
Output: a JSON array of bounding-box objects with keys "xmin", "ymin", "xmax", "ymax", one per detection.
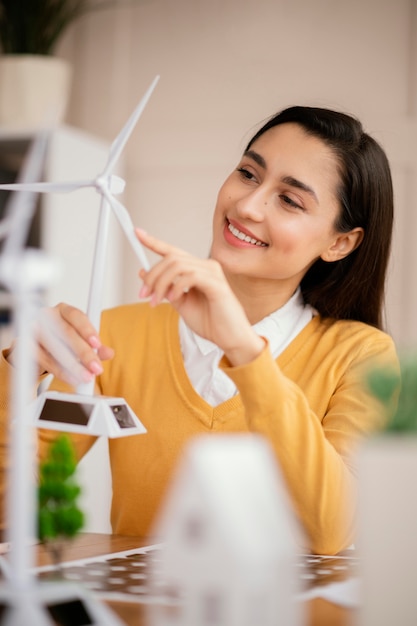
[{"xmin": 35, "ymin": 545, "xmax": 359, "ymax": 605}]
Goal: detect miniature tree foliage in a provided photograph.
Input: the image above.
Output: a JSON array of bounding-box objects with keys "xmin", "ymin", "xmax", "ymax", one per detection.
[
  {"xmin": 38, "ymin": 434, "xmax": 84, "ymax": 545},
  {"xmin": 367, "ymin": 357, "xmax": 417, "ymax": 433}
]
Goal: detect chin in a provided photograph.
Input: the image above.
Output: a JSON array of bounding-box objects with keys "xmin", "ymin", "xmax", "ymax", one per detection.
[
  {"xmin": 209, "ymin": 245, "xmax": 231, "ymax": 268},
  {"xmin": 212, "ymin": 253, "xmax": 243, "ymax": 278},
  {"xmin": 208, "ymin": 240, "xmax": 221, "ymax": 262}
]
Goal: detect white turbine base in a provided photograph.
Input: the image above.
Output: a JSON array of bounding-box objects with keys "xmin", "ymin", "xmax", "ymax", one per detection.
[{"xmin": 31, "ymin": 390, "xmax": 147, "ymax": 438}]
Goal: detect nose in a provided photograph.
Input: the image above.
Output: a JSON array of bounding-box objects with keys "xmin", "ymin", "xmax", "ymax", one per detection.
[{"xmin": 235, "ymin": 185, "xmax": 269, "ymax": 221}]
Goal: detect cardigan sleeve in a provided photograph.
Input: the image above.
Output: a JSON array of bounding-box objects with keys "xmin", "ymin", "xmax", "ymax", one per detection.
[{"xmin": 219, "ymin": 328, "xmax": 399, "ymax": 555}]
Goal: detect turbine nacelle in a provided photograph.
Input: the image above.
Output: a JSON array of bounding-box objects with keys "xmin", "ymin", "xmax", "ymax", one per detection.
[{"xmin": 95, "ymin": 174, "xmax": 125, "ymax": 196}]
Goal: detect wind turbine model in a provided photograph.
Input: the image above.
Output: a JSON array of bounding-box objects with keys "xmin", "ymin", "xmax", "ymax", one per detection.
[
  {"xmin": 0, "ymin": 75, "xmax": 159, "ymax": 439},
  {"xmin": 0, "ymin": 132, "xmax": 126, "ymax": 625}
]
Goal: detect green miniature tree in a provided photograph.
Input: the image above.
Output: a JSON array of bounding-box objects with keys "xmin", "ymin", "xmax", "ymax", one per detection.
[
  {"xmin": 38, "ymin": 434, "xmax": 85, "ymax": 568},
  {"xmin": 367, "ymin": 356, "xmax": 417, "ymax": 433}
]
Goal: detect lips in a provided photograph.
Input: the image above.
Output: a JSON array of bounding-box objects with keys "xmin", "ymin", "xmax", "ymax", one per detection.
[{"xmin": 226, "ymin": 219, "xmax": 268, "ymax": 247}]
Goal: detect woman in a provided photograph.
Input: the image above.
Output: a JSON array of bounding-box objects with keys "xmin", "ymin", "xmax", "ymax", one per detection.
[{"xmin": 0, "ymin": 106, "xmax": 398, "ymax": 555}]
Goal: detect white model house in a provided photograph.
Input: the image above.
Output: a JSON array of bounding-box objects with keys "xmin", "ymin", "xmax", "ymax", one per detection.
[{"xmin": 147, "ymin": 433, "xmax": 304, "ymax": 626}]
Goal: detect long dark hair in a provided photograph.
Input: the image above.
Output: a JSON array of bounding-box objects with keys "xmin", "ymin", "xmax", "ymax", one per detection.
[{"xmin": 246, "ymin": 107, "xmax": 394, "ymax": 329}]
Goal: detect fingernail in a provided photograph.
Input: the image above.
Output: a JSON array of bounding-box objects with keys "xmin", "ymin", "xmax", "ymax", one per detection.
[
  {"xmin": 139, "ymin": 285, "xmax": 149, "ymax": 299},
  {"xmin": 88, "ymin": 335, "xmax": 101, "ymax": 349},
  {"xmin": 150, "ymin": 293, "xmax": 159, "ymax": 307},
  {"xmin": 136, "ymin": 227, "xmax": 147, "ymax": 236},
  {"xmin": 89, "ymin": 361, "xmax": 103, "ymax": 375}
]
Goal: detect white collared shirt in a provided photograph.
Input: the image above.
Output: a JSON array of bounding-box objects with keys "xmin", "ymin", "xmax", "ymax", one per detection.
[{"xmin": 179, "ymin": 288, "xmax": 314, "ymax": 406}]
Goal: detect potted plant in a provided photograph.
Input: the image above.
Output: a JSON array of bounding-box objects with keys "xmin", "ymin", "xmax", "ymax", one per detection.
[
  {"xmin": 358, "ymin": 358, "xmax": 417, "ymax": 625},
  {"xmin": 0, "ymin": 1, "xmax": 116, "ymax": 56},
  {"xmin": 0, "ymin": 1, "xmax": 118, "ymax": 129}
]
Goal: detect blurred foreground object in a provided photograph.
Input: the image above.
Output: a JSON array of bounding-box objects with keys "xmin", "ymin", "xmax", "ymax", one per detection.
[
  {"xmin": 147, "ymin": 434, "xmax": 304, "ymax": 626},
  {"xmin": 359, "ymin": 356, "xmax": 417, "ymax": 625}
]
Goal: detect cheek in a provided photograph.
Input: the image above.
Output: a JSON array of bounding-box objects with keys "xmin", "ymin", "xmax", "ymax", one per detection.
[
  {"xmin": 269, "ymin": 221, "xmax": 303, "ymax": 254},
  {"xmin": 216, "ymin": 173, "xmax": 236, "ymax": 204},
  {"xmin": 270, "ymin": 221, "xmax": 330, "ymax": 260},
  {"xmin": 213, "ymin": 185, "xmax": 233, "ymax": 223}
]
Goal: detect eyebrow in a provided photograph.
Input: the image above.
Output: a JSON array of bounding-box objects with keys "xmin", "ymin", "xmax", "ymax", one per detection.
[
  {"xmin": 244, "ymin": 149, "xmax": 266, "ymax": 169},
  {"xmin": 243, "ymin": 149, "xmax": 319, "ymax": 204},
  {"xmin": 281, "ymin": 175, "xmax": 318, "ymax": 204}
]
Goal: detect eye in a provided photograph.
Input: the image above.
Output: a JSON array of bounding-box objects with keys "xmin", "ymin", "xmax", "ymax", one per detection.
[
  {"xmin": 237, "ymin": 167, "xmax": 257, "ymax": 182},
  {"xmin": 279, "ymin": 194, "xmax": 304, "ymax": 211}
]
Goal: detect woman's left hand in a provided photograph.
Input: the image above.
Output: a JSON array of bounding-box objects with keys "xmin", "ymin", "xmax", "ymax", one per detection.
[{"xmin": 135, "ymin": 229, "xmax": 265, "ymax": 366}]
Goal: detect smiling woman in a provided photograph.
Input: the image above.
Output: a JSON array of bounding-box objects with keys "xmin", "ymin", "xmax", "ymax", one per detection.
[{"xmin": 0, "ymin": 104, "xmax": 399, "ymax": 555}]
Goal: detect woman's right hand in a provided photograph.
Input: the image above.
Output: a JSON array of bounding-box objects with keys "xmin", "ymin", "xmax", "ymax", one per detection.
[
  {"xmin": 136, "ymin": 229, "xmax": 265, "ymax": 367},
  {"xmin": 7, "ymin": 303, "xmax": 114, "ymax": 387}
]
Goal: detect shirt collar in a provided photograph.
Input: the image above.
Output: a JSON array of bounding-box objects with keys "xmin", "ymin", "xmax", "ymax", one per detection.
[{"xmin": 180, "ymin": 288, "xmax": 309, "ymax": 357}]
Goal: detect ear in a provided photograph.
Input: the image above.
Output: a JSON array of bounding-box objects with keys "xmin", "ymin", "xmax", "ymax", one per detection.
[{"xmin": 321, "ymin": 227, "xmax": 364, "ymax": 263}]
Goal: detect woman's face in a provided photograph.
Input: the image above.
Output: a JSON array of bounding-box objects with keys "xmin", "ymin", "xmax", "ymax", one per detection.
[{"xmin": 210, "ymin": 123, "xmax": 347, "ymax": 292}]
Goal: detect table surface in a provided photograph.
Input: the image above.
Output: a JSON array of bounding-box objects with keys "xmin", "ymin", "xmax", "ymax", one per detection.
[{"xmin": 34, "ymin": 533, "xmax": 357, "ymax": 626}]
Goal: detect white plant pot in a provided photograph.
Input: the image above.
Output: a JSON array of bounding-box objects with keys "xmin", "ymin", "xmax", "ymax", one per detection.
[
  {"xmin": 358, "ymin": 436, "xmax": 417, "ymax": 626},
  {"xmin": 0, "ymin": 55, "xmax": 72, "ymax": 132}
]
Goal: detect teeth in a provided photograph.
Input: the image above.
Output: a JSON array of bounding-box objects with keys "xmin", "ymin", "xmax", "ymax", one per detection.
[{"xmin": 228, "ymin": 222, "xmax": 267, "ymax": 246}]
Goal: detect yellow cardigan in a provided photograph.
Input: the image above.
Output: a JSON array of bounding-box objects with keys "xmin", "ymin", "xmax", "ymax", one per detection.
[{"xmin": 0, "ymin": 302, "xmax": 398, "ymax": 554}]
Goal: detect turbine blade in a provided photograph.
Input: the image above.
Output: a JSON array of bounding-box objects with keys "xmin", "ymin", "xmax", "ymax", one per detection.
[
  {"xmin": 0, "ymin": 180, "xmax": 94, "ymax": 194},
  {"xmin": 102, "ymin": 188, "xmax": 150, "ymax": 270},
  {"xmin": 102, "ymin": 75, "xmax": 160, "ymax": 176}
]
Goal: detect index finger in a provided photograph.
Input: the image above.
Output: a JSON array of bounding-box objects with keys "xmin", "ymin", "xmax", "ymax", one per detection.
[
  {"xmin": 135, "ymin": 228, "xmax": 185, "ymax": 259},
  {"xmin": 58, "ymin": 303, "xmax": 101, "ymax": 349}
]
